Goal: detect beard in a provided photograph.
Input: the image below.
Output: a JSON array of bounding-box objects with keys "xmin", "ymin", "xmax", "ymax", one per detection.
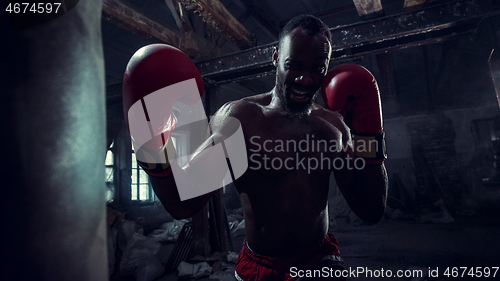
[{"xmin": 276, "ymin": 75, "xmax": 318, "ymax": 119}]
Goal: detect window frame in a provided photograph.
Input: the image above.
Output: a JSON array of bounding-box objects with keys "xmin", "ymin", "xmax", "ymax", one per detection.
[{"xmin": 131, "ymin": 144, "xmax": 156, "ymax": 203}]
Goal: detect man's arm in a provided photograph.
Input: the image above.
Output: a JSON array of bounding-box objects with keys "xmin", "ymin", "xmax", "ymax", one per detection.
[
  {"xmin": 334, "ymin": 161, "xmax": 388, "ymax": 224},
  {"xmin": 149, "ymin": 170, "xmax": 213, "ymax": 219},
  {"xmin": 122, "ymin": 44, "xmax": 248, "ymax": 219},
  {"xmin": 149, "ymin": 101, "xmax": 244, "ymax": 219},
  {"xmin": 332, "ymin": 116, "xmax": 388, "ymax": 223},
  {"xmin": 322, "ymin": 63, "xmax": 388, "ymax": 223}
]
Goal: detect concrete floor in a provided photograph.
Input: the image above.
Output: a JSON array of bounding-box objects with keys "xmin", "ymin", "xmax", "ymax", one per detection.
[
  {"xmin": 154, "ymin": 214, "xmax": 500, "ymax": 281},
  {"xmin": 335, "ymin": 216, "xmax": 500, "ymax": 280}
]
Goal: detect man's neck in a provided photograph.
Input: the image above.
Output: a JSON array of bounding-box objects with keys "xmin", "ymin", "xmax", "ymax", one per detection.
[{"xmin": 268, "ymin": 87, "xmax": 287, "ymax": 112}]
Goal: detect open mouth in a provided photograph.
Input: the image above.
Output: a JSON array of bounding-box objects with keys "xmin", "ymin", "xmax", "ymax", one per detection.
[{"xmin": 289, "ymin": 88, "xmax": 310, "ymax": 102}]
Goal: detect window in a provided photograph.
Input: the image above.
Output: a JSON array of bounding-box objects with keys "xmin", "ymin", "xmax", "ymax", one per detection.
[
  {"xmin": 131, "ymin": 144, "xmax": 155, "ymax": 202},
  {"xmin": 105, "ymin": 143, "xmax": 115, "ymax": 203},
  {"xmin": 129, "ymin": 133, "xmax": 189, "ymax": 203}
]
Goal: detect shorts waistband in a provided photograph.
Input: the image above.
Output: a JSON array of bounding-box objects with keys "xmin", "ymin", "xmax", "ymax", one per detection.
[{"xmin": 240, "ymin": 233, "xmax": 341, "ymax": 271}]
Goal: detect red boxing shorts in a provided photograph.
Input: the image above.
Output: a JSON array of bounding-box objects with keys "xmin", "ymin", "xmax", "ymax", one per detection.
[{"xmin": 234, "ymin": 233, "xmax": 346, "ymax": 281}]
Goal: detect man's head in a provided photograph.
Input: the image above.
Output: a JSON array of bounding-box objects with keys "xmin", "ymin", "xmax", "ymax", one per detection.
[{"xmin": 273, "ymin": 15, "xmax": 332, "ymax": 118}]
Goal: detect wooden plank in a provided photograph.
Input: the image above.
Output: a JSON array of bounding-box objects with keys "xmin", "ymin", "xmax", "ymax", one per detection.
[
  {"xmin": 165, "ymin": 0, "xmax": 193, "ymax": 33},
  {"xmin": 311, "ymin": 0, "xmax": 398, "ymax": 21},
  {"xmin": 102, "ymin": 0, "xmax": 222, "ymax": 59},
  {"xmin": 212, "ymin": 190, "xmax": 226, "ymax": 252},
  {"xmin": 376, "ymin": 52, "xmax": 400, "ymax": 116},
  {"xmin": 403, "ymin": 0, "xmax": 427, "ymax": 9},
  {"xmin": 102, "ymin": 0, "xmax": 181, "ymax": 48},
  {"xmin": 376, "ymin": 53, "xmax": 396, "ymax": 98},
  {"xmin": 192, "ymin": 204, "xmax": 210, "ymax": 257},
  {"xmin": 240, "ymin": 0, "xmax": 280, "ymax": 38},
  {"xmin": 352, "ymin": 0, "xmax": 384, "ymax": 19},
  {"xmin": 179, "ymin": 0, "xmax": 255, "ymax": 49},
  {"xmin": 489, "ymin": 49, "xmax": 500, "ymax": 109},
  {"xmin": 196, "ymin": 0, "xmax": 497, "ymax": 82}
]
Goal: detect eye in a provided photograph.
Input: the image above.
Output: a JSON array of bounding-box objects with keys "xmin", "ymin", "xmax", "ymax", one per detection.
[
  {"xmin": 285, "ymin": 64, "xmax": 302, "ymax": 71},
  {"xmin": 312, "ymin": 66, "xmax": 326, "ymax": 74}
]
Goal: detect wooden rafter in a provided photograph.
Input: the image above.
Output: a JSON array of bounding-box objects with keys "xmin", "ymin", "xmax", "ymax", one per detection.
[
  {"xmin": 196, "ymin": 0, "xmax": 499, "ymax": 83},
  {"xmin": 402, "ymin": 0, "xmax": 441, "ymax": 11},
  {"xmin": 489, "ymin": 49, "xmax": 500, "ymax": 108},
  {"xmin": 165, "ymin": 0, "xmax": 193, "ymax": 33},
  {"xmin": 101, "ymin": 0, "xmax": 222, "ymax": 60},
  {"xmin": 404, "ymin": 0, "xmax": 427, "ymax": 8},
  {"xmin": 102, "ymin": 0, "xmax": 181, "ymax": 47},
  {"xmin": 240, "ymin": 0, "xmax": 280, "ymax": 39},
  {"xmin": 310, "ymin": 0, "xmax": 399, "ymax": 22},
  {"xmin": 352, "ymin": 0, "xmax": 384, "ymax": 19},
  {"xmin": 178, "ymin": 0, "xmax": 255, "ymax": 49},
  {"xmin": 403, "ymin": 0, "xmax": 427, "ymax": 11}
]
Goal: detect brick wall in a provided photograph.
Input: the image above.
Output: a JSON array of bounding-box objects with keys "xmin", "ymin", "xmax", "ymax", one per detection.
[{"xmin": 407, "ymin": 113, "xmax": 463, "ymax": 209}]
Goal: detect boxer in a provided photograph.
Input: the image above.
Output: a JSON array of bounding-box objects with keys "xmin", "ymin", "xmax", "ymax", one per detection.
[{"xmin": 124, "ymin": 15, "xmax": 388, "ymax": 281}]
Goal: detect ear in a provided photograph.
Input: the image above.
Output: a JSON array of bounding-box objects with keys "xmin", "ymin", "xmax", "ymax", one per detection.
[{"xmin": 272, "ymin": 47, "xmax": 278, "ymax": 67}]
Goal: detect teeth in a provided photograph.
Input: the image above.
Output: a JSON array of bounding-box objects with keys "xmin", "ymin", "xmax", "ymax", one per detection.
[{"xmin": 292, "ymin": 89, "xmax": 307, "ymax": 95}]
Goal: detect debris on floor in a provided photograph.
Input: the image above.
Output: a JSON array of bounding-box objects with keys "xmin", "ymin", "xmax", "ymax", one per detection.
[
  {"xmin": 120, "ymin": 232, "xmax": 163, "ymax": 281},
  {"xmin": 417, "ymin": 199, "xmax": 454, "ymax": 224},
  {"xmin": 209, "ymin": 271, "xmax": 235, "ymax": 281},
  {"xmin": 177, "ymin": 261, "xmax": 212, "ymax": 279},
  {"xmin": 107, "ymin": 227, "xmax": 118, "ymax": 276},
  {"xmin": 106, "ymin": 209, "xmax": 172, "ymax": 281},
  {"xmin": 227, "ymin": 207, "xmax": 244, "ymax": 222},
  {"xmin": 227, "ymin": 252, "xmax": 238, "ymax": 263},
  {"xmin": 176, "ymin": 251, "xmax": 239, "ymax": 280},
  {"xmin": 228, "ymin": 208, "xmax": 246, "ymax": 237},
  {"xmin": 148, "ymin": 219, "xmax": 189, "ymax": 243},
  {"xmin": 106, "ymin": 207, "xmax": 125, "ymax": 277},
  {"xmin": 385, "ymin": 206, "xmax": 404, "ymax": 220},
  {"xmin": 230, "ymin": 219, "xmax": 246, "ymax": 237}
]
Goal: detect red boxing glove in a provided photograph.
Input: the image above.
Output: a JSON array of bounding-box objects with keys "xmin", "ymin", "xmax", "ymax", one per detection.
[
  {"xmin": 321, "ymin": 63, "xmax": 386, "ymax": 164},
  {"xmin": 122, "ymin": 44, "xmax": 204, "ymax": 176}
]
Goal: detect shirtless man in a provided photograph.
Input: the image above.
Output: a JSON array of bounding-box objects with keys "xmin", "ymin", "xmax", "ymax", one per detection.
[{"xmin": 123, "ymin": 14, "xmax": 388, "ymax": 281}]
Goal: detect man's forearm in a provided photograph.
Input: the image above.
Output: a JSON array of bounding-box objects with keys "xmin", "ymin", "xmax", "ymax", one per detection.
[
  {"xmin": 149, "ymin": 170, "xmax": 213, "ymax": 219},
  {"xmin": 337, "ymin": 162, "xmax": 388, "ymax": 223},
  {"xmin": 354, "ymin": 163, "xmax": 388, "ymax": 223},
  {"xmin": 147, "ymin": 138, "xmax": 228, "ymax": 219}
]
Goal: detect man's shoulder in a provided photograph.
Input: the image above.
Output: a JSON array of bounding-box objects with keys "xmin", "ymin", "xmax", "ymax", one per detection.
[
  {"xmin": 241, "ymin": 92, "xmax": 272, "ymax": 105},
  {"xmin": 312, "ymin": 104, "xmax": 350, "ymax": 135},
  {"xmin": 215, "ymin": 93, "xmax": 270, "ymax": 119},
  {"xmin": 312, "ymin": 103, "xmax": 341, "ymax": 122},
  {"xmin": 209, "ymin": 94, "xmax": 268, "ymax": 139}
]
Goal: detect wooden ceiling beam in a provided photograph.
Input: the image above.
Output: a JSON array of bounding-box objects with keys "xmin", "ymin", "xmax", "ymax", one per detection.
[
  {"xmin": 352, "ymin": 0, "xmax": 385, "ymax": 19},
  {"xmin": 240, "ymin": 0, "xmax": 280, "ymax": 39},
  {"xmin": 402, "ymin": 0, "xmax": 441, "ymax": 12},
  {"xmin": 403, "ymin": 0, "xmax": 428, "ymax": 8},
  {"xmin": 178, "ymin": 0, "xmax": 256, "ymax": 49},
  {"xmin": 102, "ymin": 0, "xmax": 181, "ymax": 47},
  {"xmin": 165, "ymin": 0, "xmax": 193, "ymax": 33},
  {"xmin": 308, "ymin": 0, "xmax": 399, "ymax": 26},
  {"xmin": 102, "ymin": 0, "xmax": 222, "ymax": 60},
  {"xmin": 196, "ymin": 0, "xmax": 499, "ymax": 83},
  {"xmin": 403, "ymin": 0, "xmax": 427, "ymax": 12}
]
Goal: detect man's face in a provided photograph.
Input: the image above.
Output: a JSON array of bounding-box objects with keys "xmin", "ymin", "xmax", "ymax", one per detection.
[{"xmin": 273, "ymin": 27, "xmax": 331, "ymax": 118}]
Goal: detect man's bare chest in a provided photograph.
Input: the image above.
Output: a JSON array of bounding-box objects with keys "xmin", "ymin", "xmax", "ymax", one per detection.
[{"xmin": 241, "ymin": 116, "xmax": 345, "ymax": 173}]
